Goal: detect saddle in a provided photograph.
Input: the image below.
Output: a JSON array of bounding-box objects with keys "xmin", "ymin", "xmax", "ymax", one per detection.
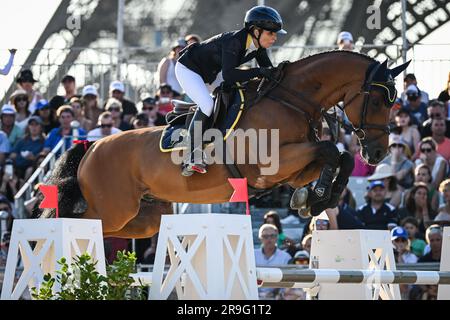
[{"xmin": 160, "ymin": 84, "xmax": 245, "ymax": 152}]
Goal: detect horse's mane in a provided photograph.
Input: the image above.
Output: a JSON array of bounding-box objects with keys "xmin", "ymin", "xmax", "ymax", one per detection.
[
  {"xmin": 247, "ymin": 50, "xmax": 375, "ymax": 94},
  {"xmin": 289, "ymin": 49, "xmax": 375, "ymax": 66}
]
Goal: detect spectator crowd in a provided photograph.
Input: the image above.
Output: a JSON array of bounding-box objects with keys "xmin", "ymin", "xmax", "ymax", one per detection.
[{"xmin": 1, "ymin": 31, "xmax": 449, "ymax": 301}]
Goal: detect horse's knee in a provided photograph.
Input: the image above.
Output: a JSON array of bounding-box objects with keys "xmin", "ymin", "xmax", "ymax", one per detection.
[{"xmin": 316, "ymin": 141, "xmax": 340, "ymax": 167}]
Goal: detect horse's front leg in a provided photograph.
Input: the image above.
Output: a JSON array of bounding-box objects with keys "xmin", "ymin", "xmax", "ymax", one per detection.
[
  {"xmin": 288, "ymin": 141, "xmax": 341, "ymax": 216},
  {"xmin": 308, "ymin": 150, "xmax": 355, "ymax": 215}
]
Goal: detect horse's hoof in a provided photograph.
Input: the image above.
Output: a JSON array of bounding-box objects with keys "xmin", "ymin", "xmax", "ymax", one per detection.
[
  {"xmin": 290, "ymin": 187, "xmax": 308, "ymax": 210},
  {"xmin": 297, "ymin": 208, "xmax": 311, "ymax": 219}
]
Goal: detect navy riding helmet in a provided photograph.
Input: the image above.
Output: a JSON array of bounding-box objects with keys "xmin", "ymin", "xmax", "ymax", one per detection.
[{"xmin": 244, "ymin": 6, "xmax": 287, "ymax": 34}]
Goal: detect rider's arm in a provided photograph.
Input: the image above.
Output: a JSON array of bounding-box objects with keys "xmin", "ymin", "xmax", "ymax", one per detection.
[
  {"xmin": 0, "ymin": 50, "xmax": 15, "ymax": 75},
  {"xmin": 221, "ymin": 38, "xmax": 262, "ymax": 83},
  {"xmin": 255, "ymin": 48, "xmax": 273, "ymax": 68}
]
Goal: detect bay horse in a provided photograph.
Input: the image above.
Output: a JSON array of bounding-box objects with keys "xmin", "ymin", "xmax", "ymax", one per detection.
[{"xmin": 40, "ymin": 51, "xmax": 409, "ymax": 238}]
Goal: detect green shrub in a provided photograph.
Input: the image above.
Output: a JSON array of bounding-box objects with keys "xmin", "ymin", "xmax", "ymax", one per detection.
[{"xmin": 31, "ymin": 251, "xmax": 146, "ymax": 300}]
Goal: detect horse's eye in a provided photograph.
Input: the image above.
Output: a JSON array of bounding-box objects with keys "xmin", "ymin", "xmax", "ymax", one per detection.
[{"xmin": 371, "ymin": 96, "xmax": 381, "ymax": 107}]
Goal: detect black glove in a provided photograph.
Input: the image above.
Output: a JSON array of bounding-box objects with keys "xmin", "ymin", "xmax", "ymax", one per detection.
[{"xmin": 259, "ymin": 66, "xmax": 281, "ymax": 80}]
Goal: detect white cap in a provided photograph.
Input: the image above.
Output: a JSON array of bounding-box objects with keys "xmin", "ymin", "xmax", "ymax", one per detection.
[
  {"xmin": 337, "ymin": 31, "xmax": 353, "ymax": 43},
  {"xmin": 109, "ymin": 80, "xmax": 125, "ymax": 93},
  {"xmin": 82, "ymin": 85, "xmax": 98, "ymax": 97},
  {"xmin": 1, "ymin": 104, "xmax": 16, "ymax": 115}
]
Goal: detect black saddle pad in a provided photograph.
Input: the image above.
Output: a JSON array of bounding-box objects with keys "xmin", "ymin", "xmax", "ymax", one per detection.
[{"xmin": 159, "ymin": 86, "xmax": 245, "ymax": 152}]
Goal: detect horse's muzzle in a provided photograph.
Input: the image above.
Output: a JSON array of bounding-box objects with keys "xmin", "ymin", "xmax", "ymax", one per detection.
[{"xmin": 361, "ymin": 143, "xmax": 387, "ymax": 165}]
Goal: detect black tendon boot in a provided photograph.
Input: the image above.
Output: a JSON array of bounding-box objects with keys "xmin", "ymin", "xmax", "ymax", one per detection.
[
  {"xmin": 181, "ymin": 108, "xmax": 210, "ymax": 177},
  {"xmin": 310, "ymin": 151, "xmax": 355, "ymax": 216},
  {"xmin": 290, "ymin": 164, "xmax": 336, "ymax": 217}
]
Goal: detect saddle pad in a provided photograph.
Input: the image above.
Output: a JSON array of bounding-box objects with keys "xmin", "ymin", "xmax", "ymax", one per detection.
[{"xmin": 159, "ymin": 86, "xmax": 245, "ymax": 152}]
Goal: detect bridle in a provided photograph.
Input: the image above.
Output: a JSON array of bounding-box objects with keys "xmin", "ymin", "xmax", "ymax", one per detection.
[
  {"xmin": 333, "ymin": 61, "xmax": 397, "ymax": 144},
  {"xmin": 263, "ymin": 60, "xmax": 396, "ymax": 144}
]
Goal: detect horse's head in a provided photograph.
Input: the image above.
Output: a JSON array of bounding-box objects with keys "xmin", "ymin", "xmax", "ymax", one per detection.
[{"xmin": 344, "ymin": 59, "xmax": 410, "ymax": 165}]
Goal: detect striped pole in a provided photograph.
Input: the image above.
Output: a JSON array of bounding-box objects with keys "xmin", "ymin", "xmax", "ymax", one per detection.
[{"xmin": 257, "ymin": 268, "xmax": 450, "ymax": 288}]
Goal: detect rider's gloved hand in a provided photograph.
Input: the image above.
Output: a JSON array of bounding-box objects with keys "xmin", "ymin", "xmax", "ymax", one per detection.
[{"xmin": 259, "ymin": 66, "xmax": 281, "ymax": 80}]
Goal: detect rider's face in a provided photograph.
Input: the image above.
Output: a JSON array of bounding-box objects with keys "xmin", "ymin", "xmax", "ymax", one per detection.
[{"xmin": 256, "ymin": 30, "xmax": 277, "ymax": 49}]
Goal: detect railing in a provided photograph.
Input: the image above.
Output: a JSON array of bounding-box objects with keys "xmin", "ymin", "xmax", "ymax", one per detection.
[{"xmin": 2, "ymin": 43, "xmax": 449, "ymax": 105}]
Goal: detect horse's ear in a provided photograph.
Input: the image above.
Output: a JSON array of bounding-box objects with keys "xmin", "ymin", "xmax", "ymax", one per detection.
[{"xmin": 390, "ymin": 60, "xmax": 411, "ymax": 78}]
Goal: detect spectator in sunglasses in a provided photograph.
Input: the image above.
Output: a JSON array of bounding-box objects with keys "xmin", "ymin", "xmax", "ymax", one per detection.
[
  {"xmin": 380, "ymin": 134, "xmax": 414, "ymax": 189},
  {"xmin": 34, "ymin": 99, "xmax": 58, "ymax": 135},
  {"xmin": 419, "ymin": 225, "xmax": 442, "ymax": 262},
  {"xmin": 140, "ymin": 97, "xmax": 166, "ymax": 126},
  {"xmin": 254, "ymin": 223, "xmax": 291, "ymax": 299},
  {"xmin": 401, "ymin": 73, "xmax": 429, "ymax": 105},
  {"xmin": 414, "ymin": 137, "xmax": 447, "ymax": 189},
  {"xmin": 430, "ymin": 118, "xmax": 450, "ymax": 161},
  {"xmin": 0, "ymin": 102, "xmax": 24, "ymax": 147},
  {"xmin": 421, "ymin": 100, "xmax": 450, "ymax": 138},
  {"xmin": 9, "ymin": 89, "xmax": 31, "ymax": 131},
  {"xmin": 104, "ymin": 98, "xmax": 131, "ymax": 131},
  {"xmin": 107, "ymin": 81, "xmax": 137, "ymax": 124},
  {"xmin": 403, "ymin": 84, "xmax": 428, "ymax": 125},
  {"xmin": 87, "ymin": 111, "xmax": 122, "ymax": 141}
]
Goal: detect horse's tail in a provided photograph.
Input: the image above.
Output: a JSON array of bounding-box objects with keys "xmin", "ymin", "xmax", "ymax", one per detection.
[{"xmin": 37, "ymin": 141, "xmax": 94, "ymax": 218}]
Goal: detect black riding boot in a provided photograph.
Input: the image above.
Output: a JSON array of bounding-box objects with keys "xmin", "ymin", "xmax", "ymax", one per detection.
[{"xmin": 181, "ymin": 108, "xmax": 210, "ymax": 177}]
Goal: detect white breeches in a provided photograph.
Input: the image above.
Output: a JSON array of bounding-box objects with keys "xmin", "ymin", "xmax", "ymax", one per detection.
[{"xmin": 175, "ymin": 62, "xmax": 223, "ymax": 117}]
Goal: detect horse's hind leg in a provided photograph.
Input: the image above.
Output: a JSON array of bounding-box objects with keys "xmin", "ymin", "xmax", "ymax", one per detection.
[{"xmin": 103, "ymin": 200, "xmax": 173, "ymax": 239}]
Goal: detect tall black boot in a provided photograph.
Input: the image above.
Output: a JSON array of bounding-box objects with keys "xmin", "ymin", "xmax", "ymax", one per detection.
[{"xmin": 181, "ymin": 108, "xmax": 210, "ymax": 177}]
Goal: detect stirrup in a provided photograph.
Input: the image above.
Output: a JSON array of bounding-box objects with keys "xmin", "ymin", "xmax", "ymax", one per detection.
[{"xmin": 181, "ymin": 163, "xmax": 207, "ymax": 176}]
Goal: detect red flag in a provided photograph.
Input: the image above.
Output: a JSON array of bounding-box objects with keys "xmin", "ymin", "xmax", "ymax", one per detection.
[
  {"xmin": 228, "ymin": 178, "xmax": 250, "ymax": 215},
  {"xmin": 39, "ymin": 185, "xmax": 59, "ymax": 218}
]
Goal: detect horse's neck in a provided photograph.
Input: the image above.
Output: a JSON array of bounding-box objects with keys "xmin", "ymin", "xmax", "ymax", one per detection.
[{"xmin": 285, "ymin": 53, "xmax": 370, "ymax": 110}]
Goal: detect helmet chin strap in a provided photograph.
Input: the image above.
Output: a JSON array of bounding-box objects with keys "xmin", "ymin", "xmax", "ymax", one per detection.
[{"xmin": 251, "ymin": 28, "xmax": 263, "ymax": 48}]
